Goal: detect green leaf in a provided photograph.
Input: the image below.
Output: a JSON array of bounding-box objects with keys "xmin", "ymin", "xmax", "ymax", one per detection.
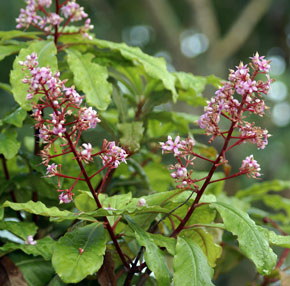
[
  {"xmin": 236, "ymin": 180, "xmax": 290, "ymax": 199},
  {"xmin": 10, "ymin": 40, "xmax": 58, "ymax": 110},
  {"xmin": 0, "ymin": 221, "xmax": 37, "ymax": 240},
  {"xmin": 3, "ymin": 107, "xmax": 27, "ymax": 127},
  {"xmin": 0, "ymin": 129, "xmax": 20, "ymax": 159},
  {"xmin": 2, "ymin": 200, "xmax": 96, "ymax": 222},
  {"xmin": 149, "ymin": 233, "xmax": 176, "ymax": 256},
  {"xmin": 74, "ymin": 192, "xmax": 98, "ymax": 212},
  {"xmin": 144, "ymin": 162, "xmax": 171, "ymax": 192},
  {"xmin": 91, "ymin": 39, "xmax": 178, "ymax": 101},
  {"xmin": 9, "ymin": 252, "xmax": 55, "ymax": 286},
  {"xmin": 0, "ymin": 82, "xmax": 12, "ymax": 94},
  {"xmin": 125, "ymin": 216, "xmax": 171, "ymax": 286},
  {"xmin": 0, "ymin": 45, "xmax": 22, "ymax": 61},
  {"xmin": 3, "ymin": 200, "xmax": 72, "ymax": 217},
  {"xmin": 262, "ymin": 194, "xmax": 290, "ymax": 217},
  {"xmin": 0, "ymin": 30, "xmax": 41, "ymax": 43},
  {"xmin": 173, "ymin": 237, "xmax": 214, "ymax": 286},
  {"xmin": 48, "ymin": 275, "xmax": 66, "ymax": 286},
  {"xmin": 52, "ymin": 223, "xmax": 106, "ymax": 283},
  {"xmin": 258, "ymin": 226, "xmax": 290, "ymax": 248},
  {"xmin": 117, "ymin": 122, "xmax": 144, "ymax": 152},
  {"xmin": 66, "ymin": 49, "xmax": 112, "ymax": 110},
  {"xmin": 181, "ymin": 228, "xmax": 222, "ymax": 267},
  {"xmin": 211, "ymin": 202, "xmax": 277, "ymax": 274},
  {"xmin": 0, "ymin": 237, "xmax": 55, "ymax": 261},
  {"xmin": 174, "ymin": 72, "xmax": 207, "ymax": 106},
  {"xmin": 206, "ymin": 74, "xmax": 222, "ymax": 87}
]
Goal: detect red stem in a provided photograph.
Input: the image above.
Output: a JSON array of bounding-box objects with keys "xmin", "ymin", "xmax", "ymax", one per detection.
[
  {"xmin": 171, "ymin": 94, "xmax": 248, "ymax": 238},
  {"xmin": 55, "ymin": 172, "xmax": 86, "ymax": 181},
  {"xmin": 276, "ymin": 249, "xmax": 290, "ymax": 269},
  {"xmin": 54, "ymin": 0, "xmax": 60, "ymax": 45},
  {"xmin": 208, "ymin": 171, "xmax": 246, "ymax": 184}
]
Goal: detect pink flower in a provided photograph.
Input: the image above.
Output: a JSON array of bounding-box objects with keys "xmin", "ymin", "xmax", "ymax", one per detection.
[
  {"xmin": 61, "ymin": 0, "xmax": 88, "ymax": 22},
  {"xmin": 48, "ymin": 13, "xmax": 62, "ymax": 25},
  {"xmin": 59, "ymin": 192, "xmax": 73, "ymax": 204},
  {"xmin": 160, "ymin": 136, "xmax": 184, "ymax": 155},
  {"xmin": 170, "ymin": 164, "xmax": 188, "ymax": 179},
  {"xmin": 137, "ymin": 198, "xmax": 147, "ymax": 207},
  {"xmin": 81, "ymin": 143, "xmax": 92, "ymax": 161},
  {"xmin": 52, "ymin": 123, "xmax": 66, "ymax": 137},
  {"xmin": 46, "ymin": 163, "xmax": 58, "ymax": 176},
  {"xmin": 240, "ymin": 155, "xmax": 261, "ymax": 178},
  {"xmin": 101, "ymin": 141, "xmax": 128, "ymax": 168},
  {"xmin": 25, "ymin": 235, "xmax": 37, "ymax": 245},
  {"xmin": 250, "ymin": 52, "xmax": 270, "ymax": 73},
  {"xmin": 80, "ymin": 18, "xmax": 94, "ymax": 40},
  {"xmin": 38, "ymin": 0, "xmax": 52, "ymax": 8},
  {"xmin": 80, "ymin": 107, "xmax": 100, "ymax": 129}
]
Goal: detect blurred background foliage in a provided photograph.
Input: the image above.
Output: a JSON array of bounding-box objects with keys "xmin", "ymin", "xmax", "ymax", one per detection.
[{"xmin": 0, "ymin": 1, "xmax": 290, "ymax": 284}]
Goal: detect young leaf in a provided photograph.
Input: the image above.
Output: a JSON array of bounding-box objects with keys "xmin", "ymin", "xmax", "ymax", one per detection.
[
  {"xmin": 2, "ymin": 200, "xmax": 73, "ymax": 218},
  {"xmin": 0, "ymin": 30, "xmax": 41, "ymax": 43},
  {"xmin": 173, "ymin": 237, "xmax": 214, "ymax": 286},
  {"xmin": 0, "ymin": 129, "xmax": 20, "ymax": 159},
  {"xmin": 0, "ymin": 221, "xmax": 37, "ymax": 240},
  {"xmin": 52, "ymin": 223, "xmax": 106, "ymax": 283},
  {"xmin": 0, "ymin": 45, "xmax": 22, "ymax": 61},
  {"xmin": 125, "ymin": 216, "xmax": 171, "ymax": 286},
  {"xmin": 236, "ymin": 180, "xmax": 290, "ymax": 199},
  {"xmin": 0, "ymin": 237, "xmax": 55, "ymax": 261},
  {"xmin": 181, "ymin": 228, "xmax": 222, "ymax": 267},
  {"xmin": 149, "ymin": 233, "xmax": 176, "ymax": 256},
  {"xmin": 66, "ymin": 49, "xmax": 112, "ymax": 110},
  {"xmin": 91, "ymin": 39, "xmax": 178, "ymax": 101},
  {"xmin": 10, "ymin": 40, "xmax": 58, "ymax": 110},
  {"xmin": 211, "ymin": 202, "xmax": 277, "ymax": 275},
  {"xmin": 117, "ymin": 122, "xmax": 144, "ymax": 152},
  {"xmin": 258, "ymin": 226, "xmax": 290, "ymax": 248},
  {"xmin": 3, "ymin": 107, "xmax": 27, "ymax": 127},
  {"xmin": 0, "ymin": 82, "xmax": 12, "ymax": 94},
  {"xmin": 173, "ymin": 72, "xmax": 207, "ymax": 106}
]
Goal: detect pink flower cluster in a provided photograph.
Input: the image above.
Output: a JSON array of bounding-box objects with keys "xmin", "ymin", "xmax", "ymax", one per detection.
[
  {"xmin": 198, "ymin": 53, "xmax": 271, "ymax": 150},
  {"xmin": 16, "ymin": 0, "xmax": 93, "ymax": 39},
  {"xmin": 160, "ymin": 137, "xmax": 196, "ymax": 189},
  {"xmin": 101, "ymin": 140, "xmax": 128, "ymax": 169},
  {"xmin": 160, "ymin": 54, "xmax": 272, "ymax": 189},
  {"xmin": 240, "ymin": 155, "xmax": 261, "ymax": 178},
  {"xmin": 21, "ymin": 53, "xmax": 128, "ymax": 203}
]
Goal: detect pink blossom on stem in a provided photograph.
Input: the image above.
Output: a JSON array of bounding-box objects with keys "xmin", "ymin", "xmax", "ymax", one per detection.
[
  {"xmin": 25, "ymin": 235, "xmax": 37, "ymax": 245},
  {"xmin": 81, "ymin": 143, "xmax": 93, "ymax": 162},
  {"xmin": 46, "ymin": 163, "xmax": 58, "ymax": 176},
  {"xmin": 160, "ymin": 136, "xmax": 184, "ymax": 155},
  {"xmin": 38, "ymin": 0, "xmax": 52, "ymax": 8},
  {"xmin": 58, "ymin": 190, "xmax": 73, "ymax": 204},
  {"xmin": 80, "ymin": 18, "xmax": 94, "ymax": 40},
  {"xmin": 240, "ymin": 155, "xmax": 261, "ymax": 178},
  {"xmin": 61, "ymin": 0, "xmax": 88, "ymax": 22},
  {"xmin": 170, "ymin": 164, "xmax": 187, "ymax": 179},
  {"xmin": 250, "ymin": 52, "xmax": 271, "ymax": 73},
  {"xmin": 80, "ymin": 106, "xmax": 100, "ymax": 129},
  {"xmin": 52, "ymin": 123, "xmax": 66, "ymax": 137},
  {"xmin": 101, "ymin": 141, "xmax": 128, "ymax": 168}
]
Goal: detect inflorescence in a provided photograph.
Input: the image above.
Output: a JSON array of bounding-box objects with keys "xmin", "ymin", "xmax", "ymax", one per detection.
[
  {"xmin": 21, "ymin": 53, "xmax": 128, "ymax": 204},
  {"xmin": 16, "ymin": 0, "xmax": 93, "ymax": 40},
  {"xmin": 160, "ymin": 53, "xmax": 272, "ymax": 190}
]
